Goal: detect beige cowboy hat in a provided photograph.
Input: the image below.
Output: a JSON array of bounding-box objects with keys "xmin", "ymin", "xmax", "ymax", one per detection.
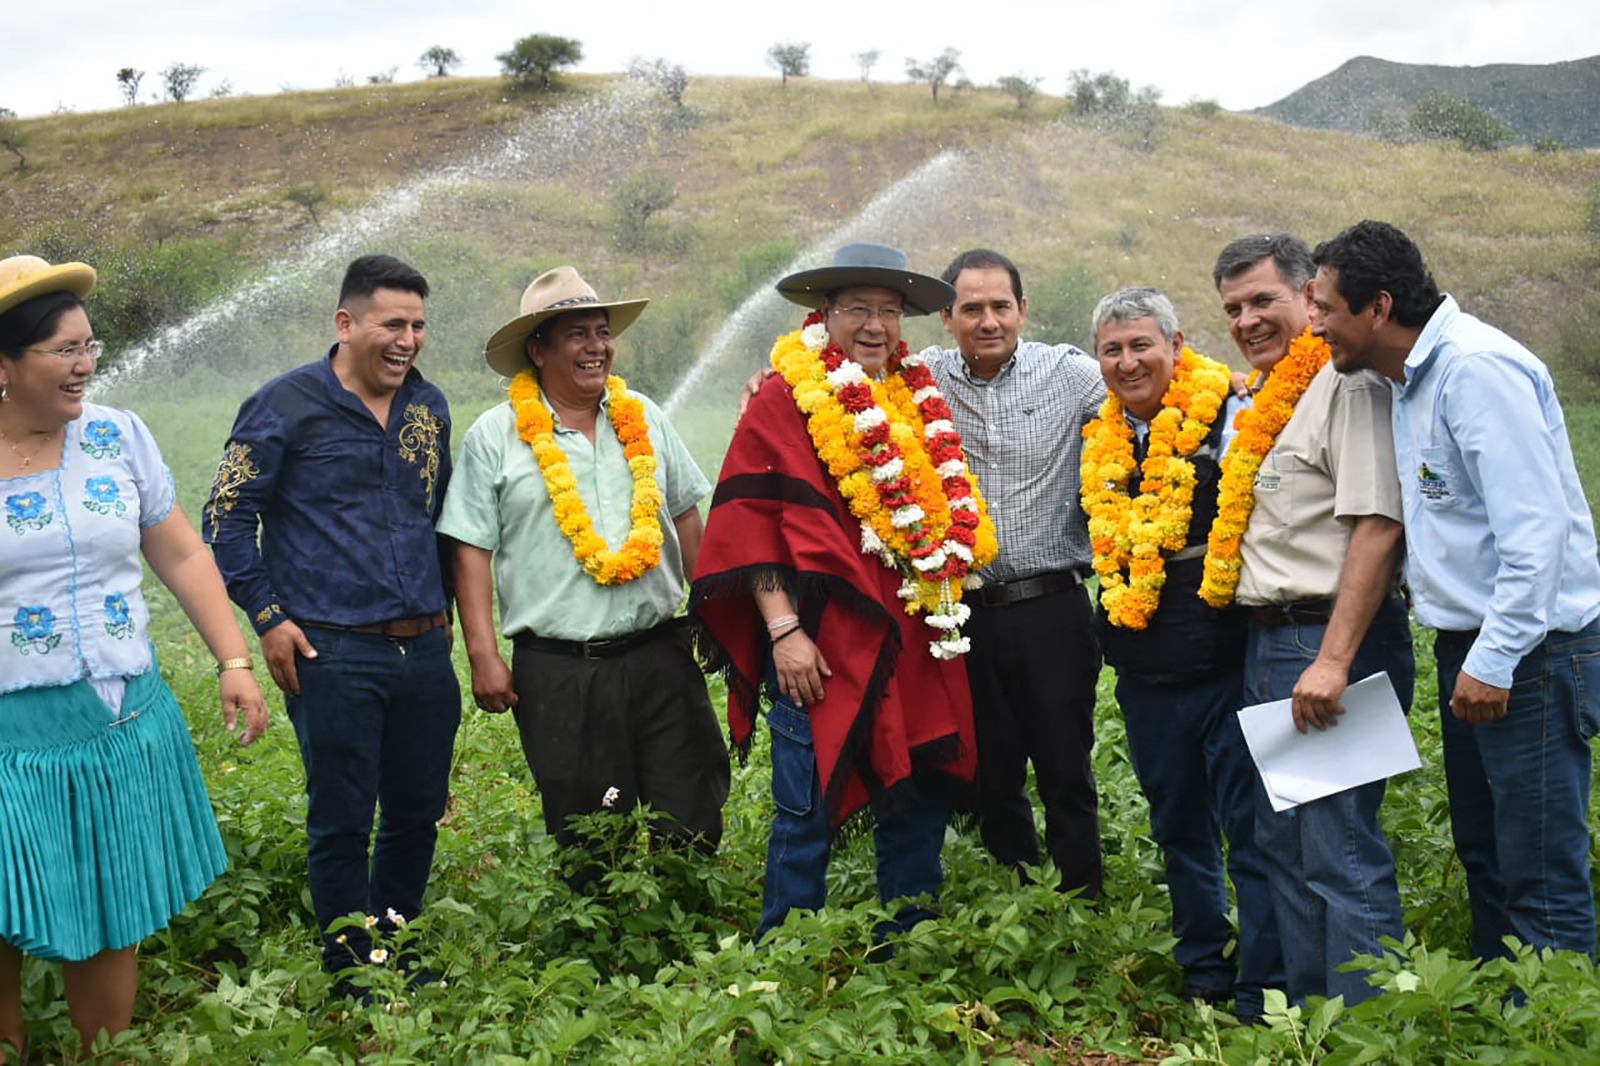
[
  {"xmin": 776, "ymin": 242, "xmax": 955, "ymax": 317},
  {"xmin": 484, "ymin": 266, "xmax": 649, "ymax": 377},
  {"xmin": 0, "ymin": 255, "xmax": 97, "ymax": 317}
]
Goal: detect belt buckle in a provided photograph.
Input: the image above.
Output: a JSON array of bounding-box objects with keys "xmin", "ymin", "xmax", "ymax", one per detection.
[{"xmin": 579, "ymin": 637, "xmax": 614, "ymax": 660}]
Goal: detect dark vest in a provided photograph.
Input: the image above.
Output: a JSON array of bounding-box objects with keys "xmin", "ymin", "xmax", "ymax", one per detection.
[{"xmin": 1096, "ymin": 413, "xmax": 1247, "ymax": 685}]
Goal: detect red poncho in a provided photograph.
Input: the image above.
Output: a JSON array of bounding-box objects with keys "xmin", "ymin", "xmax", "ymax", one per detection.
[{"xmin": 690, "ymin": 376, "xmax": 977, "ymax": 827}]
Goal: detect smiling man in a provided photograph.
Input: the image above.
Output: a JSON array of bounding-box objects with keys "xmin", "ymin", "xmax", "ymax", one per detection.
[
  {"xmin": 922, "ymin": 249, "xmax": 1107, "ymax": 897},
  {"xmin": 1205, "ymin": 233, "xmax": 1414, "ymax": 1007},
  {"xmin": 205, "ymin": 254, "xmax": 461, "ymax": 1000},
  {"xmin": 1311, "ymin": 220, "xmax": 1600, "ymax": 964},
  {"xmin": 439, "ymin": 266, "xmax": 728, "ymax": 885},
  {"xmin": 1084, "ymin": 287, "xmax": 1280, "ymax": 1022}
]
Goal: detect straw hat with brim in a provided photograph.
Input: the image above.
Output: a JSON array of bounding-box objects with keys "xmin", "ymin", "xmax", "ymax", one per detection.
[
  {"xmin": 776, "ymin": 242, "xmax": 954, "ymax": 317},
  {"xmin": 0, "ymin": 255, "xmax": 97, "ymax": 318},
  {"xmin": 484, "ymin": 266, "xmax": 649, "ymax": 377}
]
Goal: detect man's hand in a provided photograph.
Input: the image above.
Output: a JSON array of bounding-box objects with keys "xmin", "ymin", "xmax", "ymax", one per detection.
[
  {"xmin": 1451, "ymin": 670, "xmax": 1511, "ymax": 723},
  {"xmin": 260, "ymin": 621, "xmax": 317, "ymax": 697},
  {"xmin": 737, "ymin": 367, "xmax": 778, "ymax": 419},
  {"xmin": 469, "ymin": 651, "xmax": 519, "ymax": 714},
  {"xmin": 1229, "ymin": 370, "xmax": 1251, "ymax": 399},
  {"xmin": 1291, "ymin": 657, "xmax": 1349, "ymax": 733},
  {"xmin": 774, "ymin": 629, "xmax": 831, "ymax": 707}
]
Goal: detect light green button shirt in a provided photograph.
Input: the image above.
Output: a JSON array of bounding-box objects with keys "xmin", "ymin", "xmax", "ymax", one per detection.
[{"xmin": 438, "ymin": 390, "xmax": 709, "ymax": 641}]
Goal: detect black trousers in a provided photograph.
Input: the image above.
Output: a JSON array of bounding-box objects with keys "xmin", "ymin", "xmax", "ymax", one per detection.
[
  {"xmin": 509, "ymin": 629, "xmax": 730, "ymax": 851},
  {"xmin": 964, "ymin": 584, "xmax": 1103, "ymax": 896}
]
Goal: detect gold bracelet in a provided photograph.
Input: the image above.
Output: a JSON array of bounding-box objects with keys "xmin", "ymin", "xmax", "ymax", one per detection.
[{"xmin": 216, "ymin": 657, "xmax": 254, "ymax": 675}]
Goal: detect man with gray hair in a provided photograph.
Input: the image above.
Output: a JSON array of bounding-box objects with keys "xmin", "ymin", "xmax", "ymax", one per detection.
[
  {"xmin": 1083, "ymin": 286, "xmax": 1281, "ymax": 1021},
  {"xmin": 1206, "ymin": 233, "xmax": 1414, "ymax": 1007}
]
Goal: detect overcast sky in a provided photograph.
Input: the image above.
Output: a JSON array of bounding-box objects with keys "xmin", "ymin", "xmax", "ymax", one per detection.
[{"xmin": 5, "ymin": 0, "xmax": 1599, "ymax": 118}]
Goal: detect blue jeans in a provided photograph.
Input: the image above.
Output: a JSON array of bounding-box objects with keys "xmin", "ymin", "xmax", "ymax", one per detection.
[
  {"xmin": 1244, "ymin": 595, "xmax": 1414, "ymax": 1005},
  {"xmin": 757, "ymin": 697, "xmax": 950, "ymax": 940},
  {"xmin": 286, "ymin": 627, "xmax": 461, "ymax": 971},
  {"xmin": 1118, "ymin": 666, "xmax": 1283, "ymax": 1018},
  {"xmin": 1434, "ymin": 621, "xmax": 1600, "ymax": 961}
]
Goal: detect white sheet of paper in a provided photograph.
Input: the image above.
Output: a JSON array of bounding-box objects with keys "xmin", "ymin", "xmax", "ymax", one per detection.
[{"xmin": 1237, "ymin": 671, "xmax": 1422, "ymax": 813}]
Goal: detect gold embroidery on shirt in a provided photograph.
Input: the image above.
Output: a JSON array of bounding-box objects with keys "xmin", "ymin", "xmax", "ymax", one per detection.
[
  {"xmin": 206, "ymin": 443, "xmax": 260, "ymax": 531},
  {"xmin": 256, "ymin": 604, "xmax": 283, "ymax": 625},
  {"xmin": 398, "ymin": 404, "xmax": 442, "ymax": 510}
]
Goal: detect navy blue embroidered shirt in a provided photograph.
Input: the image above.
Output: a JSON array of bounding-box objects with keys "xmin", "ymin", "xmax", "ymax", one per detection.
[{"xmin": 203, "ymin": 347, "xmax": 453, "ymax": 634}]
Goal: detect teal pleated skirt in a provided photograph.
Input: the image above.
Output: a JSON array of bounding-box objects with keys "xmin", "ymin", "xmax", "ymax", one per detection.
[{"xmin": 0, "ymin": 668, "xmax": 226, "ymax": 962}]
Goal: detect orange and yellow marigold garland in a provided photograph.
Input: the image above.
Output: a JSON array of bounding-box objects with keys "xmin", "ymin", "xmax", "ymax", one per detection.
[
  {"xmin": 1198, "ymin": 327, "xmax": 1331, "ymax": 606},
  {"xmin": 771, "ymin": 311, "xmax": 999, "ymax": 659},
  {"xmin": 1080, "ymin": 347, "xmax": 1232, "ymax": 629},
  {"xmin": 509, "ymin": 370, "xmax": 665, "ymax": 585}
]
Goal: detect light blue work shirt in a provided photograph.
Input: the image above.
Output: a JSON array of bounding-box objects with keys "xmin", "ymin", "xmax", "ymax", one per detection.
[{"xmin": 1393, "ymin": 296, "xmax": 1600, "ymax": 687}]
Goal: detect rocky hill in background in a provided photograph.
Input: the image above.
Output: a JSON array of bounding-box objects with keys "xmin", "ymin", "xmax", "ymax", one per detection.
[{"xmin": 1254, "ymin": 54, "xmax": 1600, "ymax": 147}]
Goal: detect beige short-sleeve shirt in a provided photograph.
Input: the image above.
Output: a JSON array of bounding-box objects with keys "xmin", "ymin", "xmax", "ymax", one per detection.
[{"xmin": 1236, "ymin": 365, "xmax": 1403, "ymax": 606}]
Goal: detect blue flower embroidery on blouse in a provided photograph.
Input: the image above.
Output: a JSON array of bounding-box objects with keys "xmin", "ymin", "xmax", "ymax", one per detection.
[
  {"xmin": 81, "ymin": 419, "xmax": 124, "ymax": 459},
  {"xmin": 83, "ymin": 476, "xmax": 127, "ymax": 516},
  {"xmin": 5, "ymin": 492, "xmax": 52, "ymax": 534},
  {"xmin": 104, "ymin": 592, "xmax": 135, "ymax": 639},
  {"xmin": 11, "ymin": 605, "xmax": 61, "ymax": 655}
]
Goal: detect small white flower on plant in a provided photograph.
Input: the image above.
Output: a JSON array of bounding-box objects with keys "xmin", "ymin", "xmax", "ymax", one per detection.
[
  {"xmin": 385, "ymin": 907, "xmax": 407, "ymax": 929},
  {"xmin": 369, "ymin": 948, "xmax": 389, "ymax": 965},
  {"xmin": 364, "ymin": 914, "xmax": 380, "ymax": 929},
  {"xmin": 802, "ymin": 323, "xmax": 829, "ymax": 350},
  {"xmin": 602, "ymin": 785, "xmax": 621, "ymax": 808}
]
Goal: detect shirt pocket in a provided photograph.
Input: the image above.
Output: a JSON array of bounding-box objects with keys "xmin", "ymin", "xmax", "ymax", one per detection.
[{"xmin": 1414, "ymin": 447, "xmax": 1466, "ymax": 512}]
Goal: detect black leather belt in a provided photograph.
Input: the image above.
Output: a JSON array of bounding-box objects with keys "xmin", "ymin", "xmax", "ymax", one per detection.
[
  {"xmin": 1248, "ymin": 600, "xmax": 1335, "ymax": 628},
  {"xmin": 513, "ymin": 617, "xmax": 685, "ymax": 660},
  {"xmin": 299, "ymin": 611, "xmax": 448, "ymax": 638},
  {"xmin": 970, "ymin": 569, "xmax": 1087, "ymax": 608}
]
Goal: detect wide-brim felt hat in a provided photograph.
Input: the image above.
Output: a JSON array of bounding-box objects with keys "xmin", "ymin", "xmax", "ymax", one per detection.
[
  {"xmin": 0, "ymin": 255, "xmax": 96, "ymax": 317},
  {"xmin": 485, "ymin": 266, "xmax": 648, "ymax": 377},
  {"xmin": 775, "ymin": 242, "xmax": 954, "ymax": 317}
]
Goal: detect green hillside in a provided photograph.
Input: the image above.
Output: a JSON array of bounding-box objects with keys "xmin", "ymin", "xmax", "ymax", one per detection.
[{"xmin": 1253, "ymin": 53, "xmax": 1600, "ymax": 147}]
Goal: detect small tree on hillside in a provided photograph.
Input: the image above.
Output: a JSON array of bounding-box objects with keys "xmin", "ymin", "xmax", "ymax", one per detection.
[
  {"xmin": 0, "ymin": 108, "xmax": 26, "ymax": 172},
  {"xmin": 612, "ymin": 169, "xmax": 677, "ymax": 254},
  {"xmin": 161, "ymin": 63, "xmax": 205, "ymax": 103},
  {"xmin": 905, "ymin": 48, "xmax": 962, "ymax": 102},
  {"xmin": 766, "ymin": 42, "xmax": 810, "ymax": 89},
  {"xmin": 367, "ymin": 66, "xmax": 398, "ymax": 85},
  {"xmin": 852, "ymin": 49, "xmax": 881, "ymax": 84},
  {"xmin": 498, "ymin": 35, "xmax": 584, "ymax": 91},
  {"xmin": 628, "ymin": 57, "xmax": 689, "ymax": 108},
  {"xmin": 1410, "ymin": 93, "xmax": 1512, "ymax": 151},
  {"xmin": 419, "ymin": 46, "xmax": 462, "ymax": 79},
  {"xmin": 284, "ymin": 184, "xmax": 328, "ymax": 232},
  {"xmin": 997, "ymin": 74, "xmax": 1042, "ymax": 111},
  {"xmin": 116, "ymin": 68, "xmax": 145, "ymax": 106}
]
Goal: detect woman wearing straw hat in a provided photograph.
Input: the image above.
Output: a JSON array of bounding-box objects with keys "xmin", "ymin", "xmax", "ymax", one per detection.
[
  {"xmin": 692, "ymin": 243, "xmax": 999, "ymax": 941},
  {"xmin": 0, "ymin": 255, "xmax": 268, "ymax": 1058}
]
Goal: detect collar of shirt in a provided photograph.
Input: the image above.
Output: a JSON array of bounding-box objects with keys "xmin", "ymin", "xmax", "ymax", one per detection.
[{"xmin": 1400, "ymin": 295, "xmax": 1459, "ymax": 392}]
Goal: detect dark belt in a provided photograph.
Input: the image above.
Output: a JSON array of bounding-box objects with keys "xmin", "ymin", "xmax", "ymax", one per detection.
[
  {"xmin": 970, "ymin": 569, "xmax": 1087, "ymax": 609},
  {"xmin": 299, "ymin": 611, "xmax": 448, "ymax": 638},
  {"xmin": 512, "ymin": 617, "xmax": 685, "ymax": 660},
  {"xmin": 1248, "ymin": 599, "xmax": 1335, "ymax": 628}
]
